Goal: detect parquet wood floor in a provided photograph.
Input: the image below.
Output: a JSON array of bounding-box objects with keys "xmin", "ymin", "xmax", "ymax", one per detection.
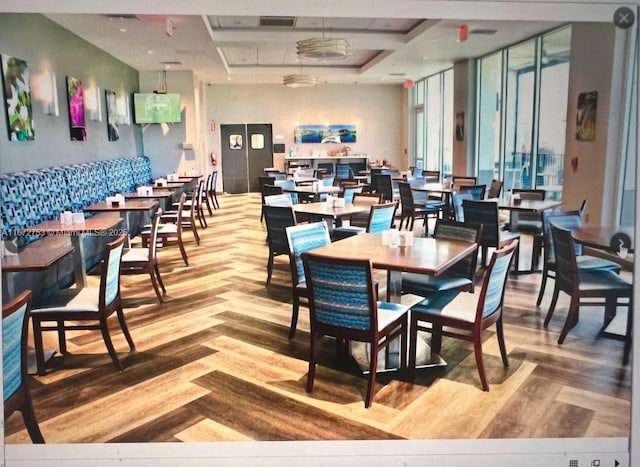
[{"xmin": 5, "ymin": 193, "xmax": 631, "ymax": 444}]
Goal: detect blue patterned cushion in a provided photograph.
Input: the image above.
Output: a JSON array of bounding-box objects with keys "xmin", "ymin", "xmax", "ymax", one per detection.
[
  {"xmin": 3, "ymin": 301, "xmax": 26, "ymax": 402},
  {"xmin": 368, "ymin": 205, "xmax": 395, "ymax": 233},
  {"xmin": 130, "ymin": 156, "xmax": 153, "ymax": 187},
  {"xmin": 287, "ymin": 222, "xmax": 331, "ymax": 284}
]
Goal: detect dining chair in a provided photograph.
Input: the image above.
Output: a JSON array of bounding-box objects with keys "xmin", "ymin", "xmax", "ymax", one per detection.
[
  {"xmin": 544, "ymin": 224, "xmax": 632, "ymax": 347},
  {"xmin": 342, "ymin": 185, "xmax": 363, "ymax": 204},
  {"xmin": 31, "ymin": 234, "xmax": 135, "ymax": 375},
  {"xmin": 120, "ymin": 211, "xmax": 166, "ymax": 304},
  {"xmin": 263, "ymin": 205, "xmax": 297, "ymax": 286},
  {"xmin": 3, "ymin": 290, "xmax": 45, "ymax": 443},
  {"xmin": 205, "ymin": 170, "xmax": 220, "ymax": 213},
  {"xmin": 371, "ymin": 173, "xmax": 398, "ymax": 202},
  {"xmin": 332, "ymin": 202, "xmax": 398, "ymax": 240},
  {"xmin": 258, "ymin": 175, "xmax": 276, "ymax": 221},
  {"xmin": 402, "ymin": 218, "xmax": 481, "ymax": 298},
  {"xmin": 462, "ymin": 199, "xmax": 520, "ymax": 271},
  {"xmin": 510, "ymin": 188, "xmax": 545, "ymax": 269},
  {"xmin": 536, "ymin": 210, "xmax": 621, "ymax": 307},
  {"xmin": 301, "ymin": 252, "xmax": 409, "ymax": 408},
  {"xmin": 179, "ymin": 179, "xmax": 207, "ymax": 229},
  {"xmin": 274, "ymin": 179, "xmax": 299, "ymax": 204},
  {"xmin": 487, "ymin": 179, "xmax": 504, "ymax": 199},
  {"xmin": 422, "ymin": 170, "xmax": 441, "ymax": 182},
  {"xmin": 451, "ymin": 192, "xmax": 473, "ymax": 222},
  {"xmin": 458, "ymin": 184, "xmax": 487, "ymax": 200},
  {"xmin": 397, "ymin": 182, "xmax": 444, "ymax": 234},
  {"xmin": 335, "ymin": 164, "xmax": 355, "ymax": 184},
  {"xmin": 142, "ymin": 193, "xmax": 190, "ymax": 266},
  {"xmin": 452, "ymin": 175, "xmax": 477, "ymax": 191},
  {"xmin": 285, "ymin": 221, "xmax": 332, "ymax": 339},
  {"xmin": 165, "ymin": 189, "xmax": 201, "ymax": 244},
  {"xmin": 408, "ymin": 239, "xmax": 518, "ymax": 390},
  {"xmin": 346, "ymin": 192, "xmax": 384, "ymax": 228}
]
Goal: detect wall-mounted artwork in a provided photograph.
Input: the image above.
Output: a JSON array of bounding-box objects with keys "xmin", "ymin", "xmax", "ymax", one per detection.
[
  {"xmin": 66, "ymin": 76, "xmax": 87, "ymax": 141},
  {"xmin": 576, "ymin": 90, "xmax": 597, "ymax": 142},
  {"xmin": 455, "ymin": 111, "xmax": 465, "ymax": 141},
  {"xmin": 294, "ymin": 124, "xmax": 357, "ymax": 144},
  {"xmin": 105, "ymin": 89, "xmax": 119, "ymax": 141},
  {"xmin": 1, "ymin": 54, "xmax": 35, "ymax": 141}
]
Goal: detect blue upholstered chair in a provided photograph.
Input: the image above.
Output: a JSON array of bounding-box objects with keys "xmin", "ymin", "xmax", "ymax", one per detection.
[
  {"xmin": 544, "ymin": 225, "xmax": 632, "ymax": 353},
  {"xmin": 402, "ymin": 218, "xmax": 481, "ymax": 298},
  {"xmin": 264, "ymin": 193, "xmax": 293, "ymax": 207},
  {"xmin": 451, "ymin": 192, "xmax": 473, "ymax": 222},
  {"xmin": 332, "ymin": 202, "xmax": 397, "ymax": 240},
  {"xmin": 408, "ymin": 239, "xmax": 518, "ymax": 390},
  {"xmin": 301, "ymin": 252, "xmax": 409, "ymax": 408},
  {"xmin": 285, "ymin": 221, "xmax": 332, "ymax": 338},
  {"xmin": 343, "ymin": 185, "xmax": 363, "ymax": 204},
  {"xmin": 458, "ymin": 184, "xmax": 487, "ymax": 200},
  {"xmin": 536, "ymin": 210, "xmax": 621, "ymax": 307},
  {"xmin": 3, "ymin": 290, "xmax": 45, "ymax": 443},
  {"xmin": 30, "ymin": 234, "xmax": 135, "ymax": 375},
  {"xmin": 274, "ymin": 179, "xmax": 298, "ymax": 204}
]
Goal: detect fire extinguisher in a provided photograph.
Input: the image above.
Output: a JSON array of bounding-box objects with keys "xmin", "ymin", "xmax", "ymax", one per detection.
[{"xmin": 210, "ymin": 152, "xmax": 217, "ymax": 166}]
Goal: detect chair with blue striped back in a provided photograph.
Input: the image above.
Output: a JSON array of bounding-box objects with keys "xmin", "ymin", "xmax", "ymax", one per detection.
[
  {"xmin": 343, "ymin": 185, "xmax": 363, "ymax": 204},
  {"xmin": 408, "ymin": 239, "xmax": 518, "ymax": 390},
  {"xmin": 285, "ymin": 221, "xmax": 332, "ymax": 339},
  {"xmin": 332, "ymin": 202, "xmax": 397, "ymax": 240},
  {"xmin": 301, "ymin": 252, "xmax": 409, "ymax": 408},
  {"xmin": 30, "ymin": 234, "xmax": 135, "ymax": 375},
  {"xmin": 3, "ymin": 290, "xmax": 45, "ymax": 443}
]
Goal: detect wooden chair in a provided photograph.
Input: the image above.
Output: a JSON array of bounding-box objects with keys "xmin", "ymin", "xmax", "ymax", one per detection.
[
  {"xmin": 3, "ymin": 290, "xmax": 45, "ymax": 443},
  {"xmin": 452, "ymin": 175, "xmax": 477, "ymax": 191},
  {"xmin": 371, "ymin": 173, "xmax": 398, "ymax": 202},
  {"xmin": 451, "ymin": 192, "xmax": 473, "ymax": 222},
  {"xmin": 536, "ymin": 210, "xmax": 621, "ymax": 307},
  {"xmin": 342, "ymin": 185, "xmax": 363, "ymax": 204},
  {"xmin": 510, "ymin": 188, "xmax": 545, "ymax": 269},
  {"xmin": 462, "ymin": 199, "xmax": 520, "ymax": 271},
  {"xmin": 164, "ymin": 190, "xmax": 201, "ymax": 246},
  {"xmin": 120, "ymin": 211, "xmax": 166, "ymax": 304},
  {"xmin": 332, "ymin": 202, "xmax": 398, "ymax": 240},
  {"xmin": 487, "ymin": 179, "xmax": 504, "ymax": 199},
  {"xmin": 31, "ymin": 235, "xmax": 135, "ymax": 375},
  {"xmin": 285, "ymin": 221, "xmax": 332, "ymax": 338},
  {"xmin": 142, "ymin": 193, "xmax": 190, "ymax": 266},
  {"xmin": 347, "ymin": 192, "xmax": 384, "ymax": 228},
  {"xmin": 397, "ymin": 182, "xmax": 444, "ymax": 234},
  {"xmin": 264, "ymin": 193, "xmax": 293, "ymax": 207},
  {"xmin": 402, "ymin": 218, "xmax": 481, "ymax": 298},
  {"xmin": 301, "ymin": 252, "xmax": 409, "ymax": 408},
  {"xmin": 408, "ymin": 239, "xmax": 518, "ymax": 389},
  {"xmin": 258, "ymin": 175, "xmax": 276, "ymax": 221},
  {"xmin": 205, "ymin": 170, "xmax": 220, "ymax": 214},
  {"xmin": 544, "ymin": 224, "xmax": 632, "ymax": 347},
  {"xmin": 422, "ymin": 170, "xmax": 440, "ymax": 182},
  {"xmin": 263, "ymin": 205, "xmax": 297, "ymax": 286},
  {"xmin": 458, "ymin": 184, "xmax": 487, "ymax": 200}
]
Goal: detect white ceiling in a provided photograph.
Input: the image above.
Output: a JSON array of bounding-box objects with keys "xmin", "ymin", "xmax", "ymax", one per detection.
[{"xmin": 4, "ymin": 1, "xmax": 616, "ymax": 86}]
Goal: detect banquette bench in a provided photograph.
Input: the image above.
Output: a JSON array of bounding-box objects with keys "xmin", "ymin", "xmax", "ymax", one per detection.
[{"xmin": 1, "ymin": 156, "xmax": 154, "ymax": 303}]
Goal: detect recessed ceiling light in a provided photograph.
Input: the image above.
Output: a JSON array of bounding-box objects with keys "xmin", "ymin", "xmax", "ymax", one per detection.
[
  {"xmin": 119, "ymin": 28, "xmax": 127, "ymax": 33},
  {"xmin": 164, "ymin": 65, "xmax": 171, "ymax": 69},
  {"xmin": 147, "ymin": 50, "xmax": 153, "ymax": 55}
]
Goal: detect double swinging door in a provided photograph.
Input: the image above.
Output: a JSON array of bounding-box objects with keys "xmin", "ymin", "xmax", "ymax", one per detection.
[{"xmin": 221, "ymin": 123, "xmax": 273, "ymax": 193}]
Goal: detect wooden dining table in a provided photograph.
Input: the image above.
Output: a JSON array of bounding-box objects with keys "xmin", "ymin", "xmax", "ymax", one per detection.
[
  {"xmin": 309, "ymin": 232, "xmax": 478, "ymax": 371},
  {"xmin": 292, "ymin": 201, "xmax": 370, "ymax": 227},
  {"xmin": 84, "ymin": 199, "xmax": 159, "ymax": 247}
]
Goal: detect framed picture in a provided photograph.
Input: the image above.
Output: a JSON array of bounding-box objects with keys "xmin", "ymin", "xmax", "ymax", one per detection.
[
  {"xmin": 576, "ymin": 90, "xmax": 597, "ymax": 141},
  {"xmin": 229, "ymin": 134, "xmax": 243, "ymax": 149},
  {"xmin": 294, "ymin": 124, "xmax": 357, "ymax": 144},
  {"xmin": 455, "ymin": 111, "xmax": 465, "ymax": 141},
  {"xmin": 66, "ymin": 75, "xmax": 87, "ymax": 141},
  {"xmin": 105, "ymin": 89, "xmax": 119, "ymax": 141},
  {"xmin": 1, "ymin": 54, "xmax": 35, "ymax": 141}
]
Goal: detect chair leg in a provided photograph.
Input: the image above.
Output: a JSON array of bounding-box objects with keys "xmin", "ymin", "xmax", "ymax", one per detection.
[
  {"xmin": 365, "ymin": 341, "xmax": 378, "ymax": 408},
  {"xmin": 558, "ymin": 295, "xmax": 580, "ymax": 344},
  {"xmin": 149, "ymin": 270, "xmax": 165, "ymax": 304},
  {"xmin": 154, "ymin": 263, "xmax": 166, "ymax": 293},
  {"xmin": 431, "ymin": 323, "xmax": 443, "ymax": 354},
  {"xmin": 57, "ymin": 320, "xmax": 67, "ymax": 353},
  {"xmin": 178, "ymin": 238, "xmax": 189, "ymax": 266},
  {"xmin": 408, "ymin": 315, "xmax": 419, "ymax": 370},
  {"xmin": 190, "ymin": 223, "xmax": 200, "ymax": 245},
  {"xmin": 116, "ymin": 305, "xmax": 136, "ymax": 351},
  {"xmin": 32, "ymin": 318, "xmax": 47, "ymax": 376},
  {"xmin": 496, "ymin": 317, "xmax": 509, "ymax": 368},
  {"xmin": 205, "ymin": 197, "xmax": 214, "ymax": 216},
  {"xmin": 399, "ymin": 318, "xmax": 408, "ymax": 369},
  {"xmin": 288, "ymin": 297, "xmax": 300, "ymax": 339},
  {"xmin": 623, "ymin": 299, "xmax": 633, "ymax": 365},
  {"xmin": 544, "ymin": 288, "xmax": 560, "ymax": 327},
  {"xmin": 473, "ymin": 335, "xmax": 489, "ymax": 391},
  {"xmin": 99, "ymin": 317, "xmax": 123, "ymax": 371},
  {"xmin": 21, "ymin": 396, "xmax": 45, "ymax": 443},
  {"xmin": 306, "ymin": 333, "xmax": 319, "ymax": 393},
  {"xmin": 535, "ymin": 269, "xmax": 549, "ymax": 306}
]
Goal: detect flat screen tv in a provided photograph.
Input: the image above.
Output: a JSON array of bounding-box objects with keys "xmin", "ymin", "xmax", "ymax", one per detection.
[{"xmin": 133, "ymin": 93, "xmax": 181, "ymax": 124}]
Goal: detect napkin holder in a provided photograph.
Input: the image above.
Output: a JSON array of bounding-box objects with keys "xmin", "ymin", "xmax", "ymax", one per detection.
[
  {"xmin": 60, "ymin": 210, "xmax": 74, "ymax": 225},
  {"xmin": 167, "ymin": 173, "xmax": 179, "ymax": 182},
  {"xmin": 137, "ymin": 186, "xmax": 153, "ymax": 196},
  {"xmin": 72, "ymin": 212, "xmax": 85, "ymax": 224},
  {"xmin": 106, "ymin": 194, "xmax": 125, "ymax": 208},
  {"xmin": 155, "ymin": 178, "xmax": 168, "ymax": 188}
]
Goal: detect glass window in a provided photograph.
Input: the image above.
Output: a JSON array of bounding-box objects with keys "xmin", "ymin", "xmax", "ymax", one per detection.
[
  {"xmin": 442, "ymin": 69, "xmax": 454, "ymax": 177},
  {"xmin": 476, "ymin": 52, "xmax": 503, "ymax": 187},
  {"xmin": 426, "ymin": 74, "xmax": 442, "ymax": 172}
]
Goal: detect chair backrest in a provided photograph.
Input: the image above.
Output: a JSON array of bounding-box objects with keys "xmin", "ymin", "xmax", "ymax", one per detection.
[
  {"xmin": 549, "ymin": 224, "xmax": 579, "ymax": 293},
  {"xmin": 541, "ymin": 209, "xmax": 583, "ymax": 263},
  {"xmin": 210, "ymin": 170, "xmax": 218, "ymax": 191},
  {"xmin": 411, "ymin": 167, "xmax": 423, "ymax": 178},
  {"xmin": 343, "ymin": 186, "xmax": 363, "ymax": 204},
  {"xmin": 173, "ymin": 193, "xmax": 187, "ymax": 234},
  {"xmin": 204, "ymin": 173, "xmax": 212, "ymax": 197},
  {"xmin": 352, "ymin": 192, "xmax": 384, "ymax": 206},
  {"xmin": 433, "ymin": 218, "xmax": 482, "ymax": 280},
  {"xmin": 367, "ymin": 202, "xmax": 398, "ymax": 233},
  {"xmin": 422, "ymin": 170, "xmax": 440, "ymax": 182},
  {"xmin": 195, "ymin": 179, "xmax": 205, "ymax": 204},
  {"xmin": 452, "ymin": 175, "xmax": 477, "ymax": 191},
  {"xmin": 321, "ymin": 175, "xmax": 335, "ymax": 186},
  {"xmin": 451, "ymin": 192, "xmax": 474, "ymax": 222},
  {"xmin": 462, "ymin": 199, "xmax": 500, "ymax": 247},
  {"xmin": 475, "ymin": 239, "xmax": 518, "ymax": 322},
  {"xmin": 302, "ymin": 252, "xmax": 377, "ymax": 334},
  {"xmin": 512, "ymin": 188, "xmax": 545, "ymax": 201},
  {"xmin": 487, "ymin": 179, "xmax": 503, "ymax": 199},
  {"xmin": 258, "ymin": 176, "xmax": 275, "ymax": 203},
  {"xmin": 459, "ymin": 184, "xmax": 486, "ymax": 200},
  {"xmin": 99, "ymin": 234, "xmax": 127, "ymax": 309},
  {"xmin": 263, "ymin": 184, "xmax": 283, "ymax": 197},
  {"xmin": 397, "ymin": 182, "xmax": 415, "ymax": 215},
  {"xmin": 335, "ymin": 165, "xmax": 353, "ymax": 180},
  {"xmin": 285, "ymin": 221, "xmax": 331, "ymax": 286},
  {"xmin": 272, "ymin": 172, "xmax": 287, "ymax": 181},
  {"xmin": 263, "ymin": 205, "xmax": 297, "ymax": 255},
  {"xmin": 371, "ymin": 174, "xmax": 394, "ymax": 202},
  {"xmin": 3, "ymin": 289, "xmax": 32, "ymax": 403},
  {"xmin": 264, "ymin": 193, "xmax": 293, "ymax": 207}
]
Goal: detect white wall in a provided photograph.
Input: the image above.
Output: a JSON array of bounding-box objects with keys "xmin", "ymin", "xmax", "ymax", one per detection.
[{"xmin": 204, "ymin": 83, "xmax": 405, "ymax": 192}]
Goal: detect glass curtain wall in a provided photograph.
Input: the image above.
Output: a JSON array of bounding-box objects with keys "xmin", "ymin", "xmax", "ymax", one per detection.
[
  {"xmin": 410, "ymin": 69, "xmax": 453, "ymax": 178},
  {"xmin": 476, "ymin": 52, "xmax": 503, "ymax": 187}
]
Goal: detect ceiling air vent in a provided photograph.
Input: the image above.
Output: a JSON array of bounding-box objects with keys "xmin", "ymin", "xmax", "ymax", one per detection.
[
  {"xmin": 259, "ymin": 16, "xmax": 296, "ymax": 27},
  {"xmin": 161, "ymin": 61, "xmax": 183, "ymax": 66},
  {"xmin": 104, "ymin": 14, "xmax": 140, "ymax": 21},
  {"xmin": 470, "ymin": 28, "xmax": 497, "ymax": 35},
  {"xmin": 388, "ymin": 72, "xmax": 406, "ymax": 77}
]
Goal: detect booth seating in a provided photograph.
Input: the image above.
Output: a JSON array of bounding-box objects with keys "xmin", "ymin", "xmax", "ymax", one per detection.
[{"xmin": 1, "ymin": 156, "xmax": 154, "ymax": 303}]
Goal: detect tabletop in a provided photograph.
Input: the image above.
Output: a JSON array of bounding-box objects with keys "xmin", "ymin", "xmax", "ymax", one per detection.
[
  {"xmin": 284, "ymin": 185, "xmax": 342, "ymax": 195},
  {"xmin": 2, "ymin": 236, "xmax": 73, "ymax": 272},
  {"xmin": 572, "ymin": 225, "xmax": 635, "ymax": 254},
  {"xmin": 124, "ymin": 190, "xmax": 175, "ymax": 199},
  {"xmin": 22, "ymin": 212, "xmax": 125, "ymax": 235},
  {"xmin": 493, "ymin": 198, "xmax": 562, "ymax": 212},
  {"xmin": 409, "ymin": 182, "xmax": 452, "ymax": 194},
  {"xmin": 309, "ymin": 232, "xmax": 477, "ymax": 277},
  {"xmin": 84, "ymin": 199, "xmax": 159, "ymax": 212},
  {"xmin": 292, "ymin": 201, "xmax": 369, "ymax": 219}
]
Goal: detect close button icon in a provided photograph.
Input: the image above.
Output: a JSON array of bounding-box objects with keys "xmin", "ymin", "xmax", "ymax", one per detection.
[{"xmin": 613, "ymin": 7, "xmax": 635, "ymax": 29}]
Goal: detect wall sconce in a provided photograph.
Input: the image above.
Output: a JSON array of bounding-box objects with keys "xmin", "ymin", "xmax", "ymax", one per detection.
[
  {"xmin": 85, "ymin": 86, "xmax": 102, "ymax": 122},
  {"xmin": 116, "ymin": 94, "xmax": 130, "ymax": 125},
  {"xmin": 36, "ymin": 72, "xmax": 59, "ymax": 116}
]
